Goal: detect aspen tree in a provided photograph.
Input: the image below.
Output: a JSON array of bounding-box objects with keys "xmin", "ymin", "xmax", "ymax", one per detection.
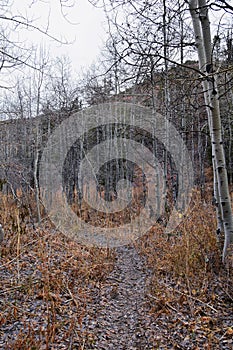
[{"xmin": 189, "ymin": 0, "xmax": 233, "ymax": 261}]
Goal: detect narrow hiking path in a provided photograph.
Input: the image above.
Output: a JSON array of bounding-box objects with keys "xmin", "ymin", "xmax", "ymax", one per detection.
[
  {"xmin": 1, "ymin": 223, "xmax": 232, "ymax": 349},
  {"xmin": 82, "ymin": 241, "xmax": 233, "ymax": 350},
  {"xmin": 83, "ymin": 245, "xmax": 158, "ymax": 349}
]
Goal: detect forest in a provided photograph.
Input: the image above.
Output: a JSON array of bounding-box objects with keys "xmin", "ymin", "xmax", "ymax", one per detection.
[{"xmin": 0, "ymin": 0, "xmax": 233, "ymax": 349}]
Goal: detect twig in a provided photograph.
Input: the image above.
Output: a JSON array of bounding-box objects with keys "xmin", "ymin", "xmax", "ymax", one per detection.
[
  {"xmin": 219, "ymin": 327, "xmax": 233, "ymax": 341},
  {"xmin": 66, "ymin": 285, "xmax": 80, "ymax": 309},
  {"xmin": 81, "ymin": 338, "xmax": 86, "ymax": 350},
  {"xmin": 147, "ymin": 293, "xmax": 178, "ymax": 312},
  {"xmin": 0, "ymin": 284, "xmax": 25, "ymax": 295},
  {"xmin": 0, "ymin": 280, "xmax": 39, "ymax": 295},
  {"xmin": 0, "ymin": 239, "xmax": 40, "ymax": 269},
  {"xmin": 16, "ymin": 210, "xmax": 21, "ymax": 283},
  {"xmin": 173, "ymin": 289, "xmax": 218, "ymax": 312}
]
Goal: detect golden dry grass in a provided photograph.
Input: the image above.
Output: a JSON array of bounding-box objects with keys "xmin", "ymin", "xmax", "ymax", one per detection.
[{"xmin": 0, "ymin": 191, "xmax": 115, "ymax": 349}]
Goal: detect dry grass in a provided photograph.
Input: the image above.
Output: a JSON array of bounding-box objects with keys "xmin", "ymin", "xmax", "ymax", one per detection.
[
  {"xmin": 135, "ymin": 188, "xmax": 233, "ymax": 348},
  {"xmin": 0, "ymin": 184, "xmax": 232, "ymax": 348},
  {"xmin": 0, "ymin": 191, "xmax": 115, "ymax": 349}
]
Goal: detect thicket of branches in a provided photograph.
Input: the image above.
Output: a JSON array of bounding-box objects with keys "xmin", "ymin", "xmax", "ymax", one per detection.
[{"xmin": 0, "ymin": 0, "xmax": 233, "ymax": 259}]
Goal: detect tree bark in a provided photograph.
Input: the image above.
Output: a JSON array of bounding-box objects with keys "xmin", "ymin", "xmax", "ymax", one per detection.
[{"xmin": 189, "ymin": 0, "xmax": 233, "ymax": 261}]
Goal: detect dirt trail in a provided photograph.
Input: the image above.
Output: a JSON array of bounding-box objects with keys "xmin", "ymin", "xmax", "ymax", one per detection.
[{"xmin": 83, "ymin": 245, "xmax": 158, "ymax": 350}]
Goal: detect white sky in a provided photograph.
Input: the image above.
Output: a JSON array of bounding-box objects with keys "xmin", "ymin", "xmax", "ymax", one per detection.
[
  {"xmin": 3, "ymin": 0, "xmax": 232, "ymax": 83},
  {"xmin": 11, "ymin": 0, "xmax": 107, "ymax": 72}
]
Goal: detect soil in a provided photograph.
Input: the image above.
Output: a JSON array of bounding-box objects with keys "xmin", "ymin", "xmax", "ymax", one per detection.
[{"xmin": 83, "ymin": 245, "xmax": 157, "ymax": 349}]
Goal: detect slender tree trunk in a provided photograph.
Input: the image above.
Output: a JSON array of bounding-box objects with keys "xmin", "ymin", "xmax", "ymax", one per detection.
[
  {"xmin": 34, "ymin": 123, "xmax": 41, "ymax": 224},
  {"xmin": 189, "ymin": 0, "xmax": 233, "ymax": 262},
  {"xmin": 162, "ymin": 0, "xmax": 170, "ymax": 214}
]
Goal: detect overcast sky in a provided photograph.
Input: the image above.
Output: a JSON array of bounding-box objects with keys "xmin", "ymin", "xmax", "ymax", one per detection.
[
  {"xmin": 12, "ymin": 0, "xmax": 107, "ymax": 72},
  {"xmin": 5, "ymin": 0, "xmax": 232, "ymax": 82}
]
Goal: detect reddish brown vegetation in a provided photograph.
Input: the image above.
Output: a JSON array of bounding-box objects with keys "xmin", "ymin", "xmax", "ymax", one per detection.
[
  {"xmin": 0, "ymin": 191, "xmax": 115, "ymax": 349},
  {"xmin": 136, "ymin": 189, "xmax": 233, "ymax": 348},
  {"xmin": 0, "ymin": 183, "xmax": 232, "ymax": 349}
]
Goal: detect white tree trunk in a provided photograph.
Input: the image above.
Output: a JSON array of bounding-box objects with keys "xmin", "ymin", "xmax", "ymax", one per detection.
[
  {"xmin": 34, "ymin": 123, "xmax": 41, "ymax": 224},
  {"xmin": 189, "ymin": 0, "xmax": 233, "ymax": 261}
]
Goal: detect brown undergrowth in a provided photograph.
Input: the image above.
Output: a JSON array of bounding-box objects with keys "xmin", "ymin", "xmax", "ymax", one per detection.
[
  {"xmin": 0, "ymin": 185, "xmax": 232, "ymax": 349},
  {"xmin": 136, "ymin": 189, "xmax": 233, "ymax": 349},
  {"xmin": 0, "ymin": 191, "xmax": 115, "ymax": 349}
]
